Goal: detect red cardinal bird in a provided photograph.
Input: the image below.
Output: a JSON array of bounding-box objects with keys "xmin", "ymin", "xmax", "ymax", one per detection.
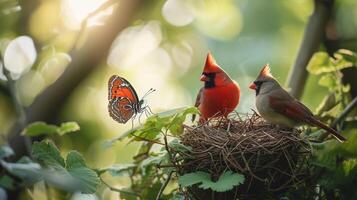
[
  {"xmin": 193, "ymin": 52, "xmax": 240, "ymax": 122},
  {"xmin": 249, "ymin": 64, "xmax": 347, "ymax": 142}
]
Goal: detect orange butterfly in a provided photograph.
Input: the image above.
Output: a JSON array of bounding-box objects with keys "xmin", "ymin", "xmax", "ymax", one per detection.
[{"xmin": 108, "ymin": 75, "xmax": 154, "ymax": 123}]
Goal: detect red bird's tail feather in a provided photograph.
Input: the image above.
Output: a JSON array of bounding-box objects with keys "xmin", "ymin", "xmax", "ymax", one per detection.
[{"xmin": 309, "ymin": 117, "xmax": 347, "ymax": 142}]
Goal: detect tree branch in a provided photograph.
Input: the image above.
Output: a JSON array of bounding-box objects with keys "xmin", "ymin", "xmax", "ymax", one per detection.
[
  {"xmin": 285, "ymin": 0, "xmax": 334, "ymax": 99},
  {"xmin": 7, "ymin": 0, "xmax": 144, "ymax": 158}
]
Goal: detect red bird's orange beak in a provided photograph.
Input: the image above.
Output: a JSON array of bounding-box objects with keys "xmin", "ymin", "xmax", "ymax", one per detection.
[
  {"xmin": 200, "ymin": 74, "xmax": 209, "ymax": 82},
  {"xmin": 249, "ymin": 82, "xmax": 257, "ymax": 90}
]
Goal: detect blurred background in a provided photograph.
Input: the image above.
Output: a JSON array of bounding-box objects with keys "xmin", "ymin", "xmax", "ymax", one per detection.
[{"xmin": 0, "ymin": 0, "xmax": 356, "ymax": 199}]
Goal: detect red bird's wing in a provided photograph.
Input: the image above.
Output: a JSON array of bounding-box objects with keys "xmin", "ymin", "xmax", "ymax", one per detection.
[
  {"xmin": 192, "ymin": 88, "xmax": 203, "ymax": 122},
  {"xmin": 268, "ymin": 89, "xmax": 313, "ymax": 123}
]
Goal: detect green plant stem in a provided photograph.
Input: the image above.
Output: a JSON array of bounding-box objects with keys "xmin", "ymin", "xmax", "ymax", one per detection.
[
  {"xmin": 2, "ymin": 67, "xmax": 32, "ymax": 155},
  {"xmin": 285, "ymin": 0, "xmax": 334, "ymax": 99},
  {"xmin": 155, "ymin": 170, "xmax": 174, "ymax": 200},
  {"xmin": 318, "ymin": 96, "xmax": 357, "ymax": 141},
  {"xmin": 99, "ymin": 176, "xmax": 140, "ymax": 197}
]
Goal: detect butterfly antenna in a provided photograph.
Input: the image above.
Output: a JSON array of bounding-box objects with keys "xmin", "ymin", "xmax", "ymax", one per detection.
[{"xmin": 142, "ymin": 88, "xmax": 156, "ymax": 99}]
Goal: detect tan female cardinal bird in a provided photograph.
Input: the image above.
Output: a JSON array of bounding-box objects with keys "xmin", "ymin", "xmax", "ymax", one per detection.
[
  {"xmin": 193, "ymin": 52, "xmax": 240, "ymax": 122},
  {"xmin": 249, "ymin": 64, "xmax": 347, "ymax": 142}
]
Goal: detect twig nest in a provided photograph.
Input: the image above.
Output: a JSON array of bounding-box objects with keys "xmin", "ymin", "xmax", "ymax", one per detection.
[{"xmin": 179, "ymin": 113, "xmax": 312, "ymax": 199}]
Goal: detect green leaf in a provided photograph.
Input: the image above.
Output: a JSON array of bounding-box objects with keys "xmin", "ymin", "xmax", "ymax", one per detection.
[
  {"xmin": 101, "ymin": 163, "xmax": 136, "ymax": 176},
  {"xmin": 178, "ymin": 171, "xmax": 211, "ymax": 187},
  {"xmin": 199, "ymin": 171, "xmax": 245, "ymax": 192},
  {"xmin": 57, "ymin": 122, "xmax": 80, "ymax": 135},
  {"xmin": 23, "ymin": 121, "xmax": 80, "ymax": 137},
  {"xmin": 307, "ymin": 49, "xmax": 357, "ymax": 75},
  {"xmin": 169, "ymin": 139, "xmax": 192, "ymax": 154},
  {"xmin": 179, "ymin": 171, "xmax": 245, "ymax": 192},
  {"xmin": 32, "ymin": 141, "xmax": 65, "ymax": 167},
  {"xmin": 23, "ymin": 122, "xmax": 58, "ymax": 137},
  {"xmin": 0, "ymin": 145, "xmax": 14, "ymax": 159},
  {"xmin": 318, "ymin": 74, "xmax": 338, "ymax": 89},
  {"xmin": 66, "ymin": 151, "xmax": 100, "ymax": 194},
  {"xmin": 0, "ymin": 175, "xmax": 15, "ymax": 189}
]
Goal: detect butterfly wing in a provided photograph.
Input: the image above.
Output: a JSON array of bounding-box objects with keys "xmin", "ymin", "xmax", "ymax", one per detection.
[
  {"xmin": 108, "ymin": 75, "xmax": 139, "ymax": 102},
  {"xmin": 108, "ymin": 75, "xmax": 140, "ymax": 123},
  {"xmin": 108, "ymin": 97, "xmax": 135, "ymax": 123}
]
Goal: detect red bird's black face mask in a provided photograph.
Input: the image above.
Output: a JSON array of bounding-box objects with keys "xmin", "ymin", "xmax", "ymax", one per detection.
[{"xmin": 201, "ymin": 72, "xmax": 216, "ymax": 88}]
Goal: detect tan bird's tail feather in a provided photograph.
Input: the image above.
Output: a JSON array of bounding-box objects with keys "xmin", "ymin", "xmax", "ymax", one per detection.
[{"xmin": 309, "ymin": 117, "xmax": 347, "ymax": 142}]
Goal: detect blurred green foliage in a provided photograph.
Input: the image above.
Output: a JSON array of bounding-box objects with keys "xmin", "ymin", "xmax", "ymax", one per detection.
[{"xmin": 0, "ymin": 0, "xmax": 356, "ymax": 199}]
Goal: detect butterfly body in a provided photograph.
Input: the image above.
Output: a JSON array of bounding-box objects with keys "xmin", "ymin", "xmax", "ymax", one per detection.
[{"xmin": 108, "ymin": 75, "xmax": 146, "ymax": 123}]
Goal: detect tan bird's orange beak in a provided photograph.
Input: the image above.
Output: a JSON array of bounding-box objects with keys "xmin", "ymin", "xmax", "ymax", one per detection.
[
  {"xmin": 200, "ymin": 74, "xmax": 209, "ymax": 82},
  {"xmin": 249, "ymin": 82, "xmax": 257, "ymax": 90}
]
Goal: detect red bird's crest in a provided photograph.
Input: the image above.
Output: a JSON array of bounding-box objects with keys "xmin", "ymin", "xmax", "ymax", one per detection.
[{"xmin": 203, "ymin": 52, "xmax": 222, "ymax": 73}]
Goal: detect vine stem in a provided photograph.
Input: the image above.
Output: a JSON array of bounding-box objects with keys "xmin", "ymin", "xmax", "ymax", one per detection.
[
  {"xmin": 99, "ymin": 176, "xmax": 140, "ymax": 197},
  {"xmin": 155, "ymin": 170, "xmax": 174, "ymax": 200},
  {"xmin": 1, "ymin": 58, "xmax": 32, "ymax": 155}
]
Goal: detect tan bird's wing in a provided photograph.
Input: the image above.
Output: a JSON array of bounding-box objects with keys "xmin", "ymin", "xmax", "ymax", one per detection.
[{"xmin": 268, "ymin": 89, "xmax": 314, "ymax": 123}]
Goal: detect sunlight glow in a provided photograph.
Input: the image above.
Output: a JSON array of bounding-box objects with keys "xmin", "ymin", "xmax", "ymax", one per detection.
[{"xmin": 61, "ymin": 0, "xmax": 113, "ymax": 30}]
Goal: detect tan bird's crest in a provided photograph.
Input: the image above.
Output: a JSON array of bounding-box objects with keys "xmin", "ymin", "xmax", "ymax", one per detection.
[{"xmin": 258, "ymin": 64, "xmax": 273, "ymax": 78}]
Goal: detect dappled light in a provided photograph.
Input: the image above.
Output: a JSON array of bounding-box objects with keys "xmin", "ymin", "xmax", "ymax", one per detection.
[{"xmin": 0, "ymin": 0, "xmax": 356, "ymax": 200}]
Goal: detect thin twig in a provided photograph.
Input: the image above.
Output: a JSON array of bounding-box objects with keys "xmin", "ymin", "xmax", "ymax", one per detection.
[
  {"xmin": 155, "ymin": 170, "xmax": 174, "ymax": 200},
  {"xmin": 100, "ymin": 176, "xmax": 140, "ymax": 197},
  {"xmin": 332, "ymin": 96, "xmax": 357, "ymax": 128}
]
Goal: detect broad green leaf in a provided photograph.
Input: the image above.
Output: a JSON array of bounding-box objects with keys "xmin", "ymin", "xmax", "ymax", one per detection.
[
  {"xmin": 66, "ymin": 151, "xmax": 100, "ymax": 194},
  {"xmin": 57, "ymin": 122, "xmax": 80, "ymax": 135},
  {"xmin": 199, "ymin": 171, "xmax": 245, "ymax": 192},
  {"xmin": 179, "ymin": 171, "xmax": 245, "ymax": 192},
  {"xmin": 23, "ymin": 122, "xmax": 58, "ymax": 137},
  {"xmin": 32, "ymin": 141, "xmax": 65, "ymax": 167},
  {"xmin": 178, "ymin": 171, "xmax": 211, "ymax": 187},
  {"xmin": 23, "ymin": 121, "xmax": 80, "ymax": 137},
  {"xmin": 0, "ymin": 145, "xmax": 14, "ymax": 159},
  {"xmin": 101, "ymin": 163, "xmax": 136, "ymax": 176}
]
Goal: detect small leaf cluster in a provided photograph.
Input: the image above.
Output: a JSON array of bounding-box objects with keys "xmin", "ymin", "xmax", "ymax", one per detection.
[
  {"xmin": 0, "ymin": 141, "xmax": 99, "ymax": 194},
  {"xmin": 306, "ymin": 49, "xmax": 357, "ymax": 199},
  {"xmin": 103, "ymin": 107, "xmax": 207, "ymax": 199},
  {"xmin": 0, "ymin": 122, "xmax": 99, "ymax": 197}
]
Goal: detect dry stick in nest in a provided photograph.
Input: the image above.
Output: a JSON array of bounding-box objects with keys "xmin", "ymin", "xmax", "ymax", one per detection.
[{"xmin": 178, "ymin": 112, "xmax": 312, "ymax": 198}]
